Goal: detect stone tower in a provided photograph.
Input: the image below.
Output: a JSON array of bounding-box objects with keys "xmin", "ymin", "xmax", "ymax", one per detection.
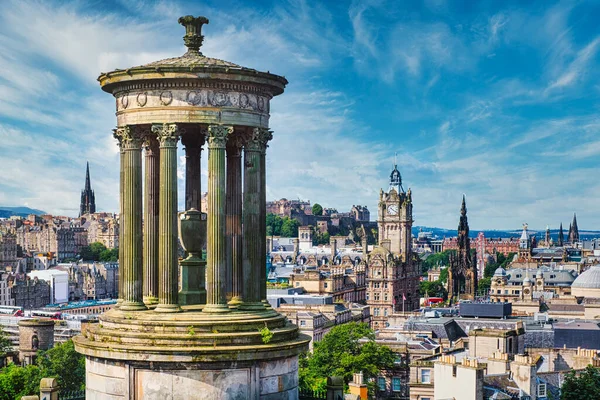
[
  {"xmin": 74, "ymin": 16, "xmax": 309, "ymax": 399},
  {"xmin": 79, "ymin": 162, "xmax": 96, "ymax": 216},
  {"xmin": 367, "ymin": 163, "xmax": 419, "ymax": 329},
  {"xmin": 377, "ymin": 164, "xmax": 412, "ymax": 258},
  {"xmin": 18, "ymin": 319, "xmax": 54, "ymax": 366},
  {"xmin": 448, "ymin": 196, "xmax": 478, "ymax": 300}
]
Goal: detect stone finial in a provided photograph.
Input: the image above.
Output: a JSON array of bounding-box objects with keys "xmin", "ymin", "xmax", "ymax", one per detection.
[{"xmin": 178, "ymin": 15, "xmax": 209, "ymax": 54}]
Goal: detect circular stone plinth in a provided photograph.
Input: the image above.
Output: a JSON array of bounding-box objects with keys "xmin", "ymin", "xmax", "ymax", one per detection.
[{"xmin": 73, "ymin": 307, "xmax": 310, "ymax": 363}]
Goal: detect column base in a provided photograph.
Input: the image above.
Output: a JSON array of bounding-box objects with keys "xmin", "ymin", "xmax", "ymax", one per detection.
[
  {"xmin": 202, "ymin": 304, "xmax": 232, "ymax": 313},
  {"xmin": 119, "ymin": 301, "xmax": 147, "ymax": 311},
  {"xmin": 227, "ymin": 296, "xmax": 243, "ymax": 309},
  {"xmin": 154, "ymin": 304, "xmax": 183, "ymax": 313},
  {"xmin": 115, "ymin": 298, "xmax": 124, "ymax": 309},
  {"xmin": 239, "ymin": 302, "xmax": 266, "ymax": 312},
  {"xmin": 143, "ymin": 296, "xmax": 159, "ymax": 306},
  {"xmin": 261, "ymin": 299, "xmax": 272, "ymax": 308}
]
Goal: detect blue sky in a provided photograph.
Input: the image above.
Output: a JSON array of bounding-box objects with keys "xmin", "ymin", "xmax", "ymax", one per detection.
[{"xmin": 1, "ymin": 0, "xmax": 599, "ymax": 230}]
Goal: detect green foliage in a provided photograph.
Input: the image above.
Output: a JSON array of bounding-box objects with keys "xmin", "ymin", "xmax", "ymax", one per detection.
[
  {"xmin": 0, "ymin": 364, "xmax": 42, "ymax": 400},
  {"xmin": 260, "ymin": 327, "xmax": 273, "ymax": 344},
  {"xmin": 299, "ymin": 322, "xmax": 396, "ymax": 395},
  {"xmin": 439, "ymin": 267, "xmax": 448, "ymax": 284},
  {"xmin": 312, "ymin": 203, "xmax": 323, "ymax": 216},
  {"xmin": 419, "ymin": 280, "xmax": 447, "ymax": 299},
  {"xmin": 478, "ymin": 277, "xmax": 492, "ymax": 295},
  {"xmin": 36, "ymin": 339, "xmax": 85, "ymax": 391},
  {"xmin": 266, "ymin": 214, "xmax": 300, "ymax": 238},
  {"xmin": 80, "ymin": 242, "xmax": 118, "ymax": 262},
  {"xmin": 0, "ymin": 339, "xmax": 85, "ymax": 399},
  {"xmin": 483, "ymin": 252, "xmax": 516, "ymax": 278},
  {"xmin": 313, "ymin": 231, "xmax": 330, "ymax": 246},
  {"xmin": 421, "ymin": 250, "xmax": 453, "ymax": 274},
  {"xmin": 281, "ymin": 218, "xmax": 300, "ymax": 238},
  {"xmin": 561, "ymin": 365, "xmax": 600, "ymax": 400},
  {"xmin": 0, "ymin": 326, "xmax": 12, "ymax": 357}
]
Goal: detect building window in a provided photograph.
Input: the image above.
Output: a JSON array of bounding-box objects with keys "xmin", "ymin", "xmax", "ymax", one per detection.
[
  {"xmin": 378, "ymin": 377, "xmax": 386, "ymax": 391},
  {"xmin": 392, "ymin": 377, "xmax": 401, "ymax": 392},
  {"xmin": 374, "ymin": 308, "xmax": 380, "ymax": 316},
  {"xmin": 375, "ymin": 293, "xmax": 380, "ymax": 301},
  {"xmin": 537, "ymin": 383, "xmax": 547, "ymax": 397},
  {"xmin": 421, "ymin": 369, "xmax": 431, "ymax": 383},
  {"xmin": 324, "ymin": 283, "xmax": 328, "ymax": 288},
  {"xmin": 384, "ymin": 309, "xmax": 388, "ymax": 316},
  {"xmin": 300, "ymin": 320, "xmax": 305, "ymax": 326}
]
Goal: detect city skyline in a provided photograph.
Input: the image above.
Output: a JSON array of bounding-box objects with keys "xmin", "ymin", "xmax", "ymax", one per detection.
[{"xmin": 1, "ymin": 0, "xmax": 599, "ymax": 229}]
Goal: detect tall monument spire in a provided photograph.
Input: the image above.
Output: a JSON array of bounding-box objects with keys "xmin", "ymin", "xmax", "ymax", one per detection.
[
  {"xmin": 568, "ymin": 213, "xmax": 579, "ymax": 243},
  {"xmin": 79, "ymin": 161, "xmax": 96, "ymax": 217},
  {"xmin": 558, "ymin": 222, "xmax": 564, "ymax": 246}
]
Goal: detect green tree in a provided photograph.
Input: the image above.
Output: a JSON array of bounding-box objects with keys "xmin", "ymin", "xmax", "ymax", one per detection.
[
  {"xmin": 300, "ymin": 322, "xmax": 396, "ymax": 395},
  {"xmin": 0, "ymin": 326, "xmax": 12, "ymax": 357},
  {"xmin": 561, "ymin": 365, "xmax": 600, "ymax": 400},
  {"xmin": 280, "ymin": 217, "xmax": 300, "ymax": 238},
  {"xmin": 478, "ymin": 277, "xmax": 491, "ymax": 295},
  {"xmin": 0, "ymin": 364, "xmax": 42, "ymax": 400},
  {"xmin": 266, "ymin": 214, "xmax": 283, "ymax": 236},
  {"xmin": 99, "ymin": 248, "xmax": 118, "ymax": 262},
  {"xmin": 421, "ymin": 250, "xmax": 454, "ymax": 274},
  {"xmin": 419, "ymin": 280, "xmax": 447, "ymax": 299},
  {"xmin": 37, "ymin": 339, "xmax": 85, "ymax": 391},
  {"xmin": 439, "ymin": 267, "xmax": 448, "ymax": 284},
  {"xmin": 312, "ymin": 203, "xmax": 323, "ymax": 216}
]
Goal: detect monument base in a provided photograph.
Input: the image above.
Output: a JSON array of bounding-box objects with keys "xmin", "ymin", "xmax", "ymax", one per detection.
[{"xmin": 74, "ymin": 307, "xmax": 309, "ymax": 399}]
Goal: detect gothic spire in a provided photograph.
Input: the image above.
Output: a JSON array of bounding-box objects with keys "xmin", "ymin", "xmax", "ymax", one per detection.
[
  {"xmin": 85, "ymin": 161, "xmax": 91, "ymax": 191},
  {"xmin": 570, "ymin": 213, "xmax": 579, "ymax": 243},
  {"xmin": 80, "ymin": 161, "xmax": 96, "ymax": 217},
  {"xmin": 558, "ymin": 222, "xmax": 564, "ymax": 247},
  {"xmin": 461, "ymin": 194, "xmax": 467, "ymax": 216}
]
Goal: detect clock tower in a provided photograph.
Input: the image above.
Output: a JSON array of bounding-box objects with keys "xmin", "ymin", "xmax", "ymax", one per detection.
[{"xmin": 378, "ymin": 164, "xmax": 413, "ymax": 259}]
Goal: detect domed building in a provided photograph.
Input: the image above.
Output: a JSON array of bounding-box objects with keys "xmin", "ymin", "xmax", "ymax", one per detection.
[{"xmin": 572, "ymin": 266, "xmax": 600, "ymax": 298}]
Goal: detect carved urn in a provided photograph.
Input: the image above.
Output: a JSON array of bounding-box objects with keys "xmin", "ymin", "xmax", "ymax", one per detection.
[{"xmin": 178, "ymin": 208, "xmax": 206, "ymax": 260}]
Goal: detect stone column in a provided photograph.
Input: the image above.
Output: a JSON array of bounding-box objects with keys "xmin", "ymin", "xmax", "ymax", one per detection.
[
  {"xmin": 259, "ymin": 128, "xmax": 272, "ymax": 306},
  {"xmin": 240, "ymin": 128, "xmax": 271, "ymax": 311},
  {"xmin": 153, "ymin": 123, "xmax": 182, "ymax": 313},
  {"xmin": 114, "ymin": 126, "xmax": 146, "ymax": 311},
  {"xmin": 226, "ymin": 134, "xmax": 244, "ymax": 307},
  {"xmin": 143, "ymin": 135, "xmax": 160, "ymax": 306},
  {"xmin": 112, "ymin": 130, "xmax": 124, "ymax": 307},
  {"xmin": 204, "ymin": 124, "xmax": 233, "ymax": 314},
  {"xmin": 181, "ymin": 131, "xmax": 204, "ymax": 211}
]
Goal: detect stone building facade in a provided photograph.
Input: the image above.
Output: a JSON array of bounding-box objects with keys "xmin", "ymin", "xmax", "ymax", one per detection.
[
  {"xmin": 83, "ymin": 213, "xmax": 119, "ymax": 249},
  {"xmin": 10, "ymin": 277, "xmax": 51, "ymax": 309},
  {"xmin": 0, "ymin": 232, "xmax": 18, "ymax": 269}
]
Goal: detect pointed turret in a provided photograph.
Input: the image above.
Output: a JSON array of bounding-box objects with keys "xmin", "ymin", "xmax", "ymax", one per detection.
[
  {"xmin": 558, "ymin": 222, "xmax": 564, "ymax": 247},
  {"xmin": 85, "ymin": 162, "xmax": 91, "ymax": 192}
]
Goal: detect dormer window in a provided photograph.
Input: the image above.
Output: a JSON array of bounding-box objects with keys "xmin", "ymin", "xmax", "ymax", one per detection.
[{"xmin": 537, "ymin": 383, "xmax": 547, "ymax": 397}]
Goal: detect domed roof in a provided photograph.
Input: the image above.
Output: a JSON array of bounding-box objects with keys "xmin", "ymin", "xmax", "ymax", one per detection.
[
  {"xmin": 494, "ymin": 268, "xmax": 506, "ymax": 277},
  {"xmin": 572, "ymin": 266, "xmax": 600, "ymax": 289}
]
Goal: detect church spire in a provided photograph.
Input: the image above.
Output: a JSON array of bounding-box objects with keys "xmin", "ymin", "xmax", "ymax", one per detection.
[
  {"xmin": 558, "ymin": 222, "xmax": 564, "ymax": 247},
  {"xmin": 80, "ymin": 161, "xmax": 96, "ymax": 217},
  {"xmin": 85, "ymin": 162, "xmax": 91, "ymax": 191},
  {"xmin": 569, "ymin": 213, "xmax": 579, "ymax": 243}
]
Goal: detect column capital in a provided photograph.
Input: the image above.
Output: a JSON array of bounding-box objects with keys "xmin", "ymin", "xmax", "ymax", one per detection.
[
  {"xmin": 181, "ymin": 131, "xmax": 206, "ymax": 150},
  {"xmin": 208, "ymin": 125, "xmax": 233, "ymax": 149},
  {"xmin": 152, "ymin": 123, "xmax": 182, "ymax": 148},
  {"xmin": 143, "ymin": 134, "xmax": 160, "ymax": 154},
  {"xmin": 114, "ymin": 125, "xmax": 144, "ymax": 150},
  {"xmin": 226, "ymin": 133, "xmax": 245, "ymax": 157},
  {"xmin": 245, "ymin": 127, "xmax": 273, "ymax": 153}
]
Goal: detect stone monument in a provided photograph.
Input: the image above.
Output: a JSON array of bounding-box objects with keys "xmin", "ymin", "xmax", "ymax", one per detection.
[{"xmin": 74, "ymin": 15, "xmax": 309, "ymax": 399}]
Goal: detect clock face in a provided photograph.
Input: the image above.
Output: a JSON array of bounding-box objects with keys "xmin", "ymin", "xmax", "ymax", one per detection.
[{"xmin": 387, "ymin": 205, "xmax": 399, "ymax": 215}]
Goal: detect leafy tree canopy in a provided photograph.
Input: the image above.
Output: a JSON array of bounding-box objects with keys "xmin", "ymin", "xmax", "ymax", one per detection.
[
  {"xmin": 419, "ymin": 280, "xmax": 447, "ymax": 299},
  {"xmin": 266, "ymin": 214, "xmax": 300, "ymax": 238},
  {"xmin": 561, "ymin": 365, "xmax": 600, "ymax": 400},
  {"xmin": 0, "ymin": 339, "xmax": 85, "ymax": 400},
  {"xmin": 80, "ymin": 242, "xmax": 118, "ymax": 262},
  {"xmin": 312, "ymin": 203, "xmax": 323, "ymax": 216},
  {"xmin": 483, "ymin": 252, "xmax": 516, "ymax": 278},
  {"xmin": 0, "ymin": 326, "xmax": 12, "ymax": 357},
  {"xmin": 299, "ymin": 322, "xmax": 396, "ymax": 395},
  {"xmin": 421, "ymin": 250, "xmax": 454, "ymax": 274}
]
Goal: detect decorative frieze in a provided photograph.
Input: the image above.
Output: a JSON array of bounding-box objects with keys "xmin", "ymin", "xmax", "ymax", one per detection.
[{"xmin": 116, "ymin": 88, "xmax": 271, "ymax": 114}]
